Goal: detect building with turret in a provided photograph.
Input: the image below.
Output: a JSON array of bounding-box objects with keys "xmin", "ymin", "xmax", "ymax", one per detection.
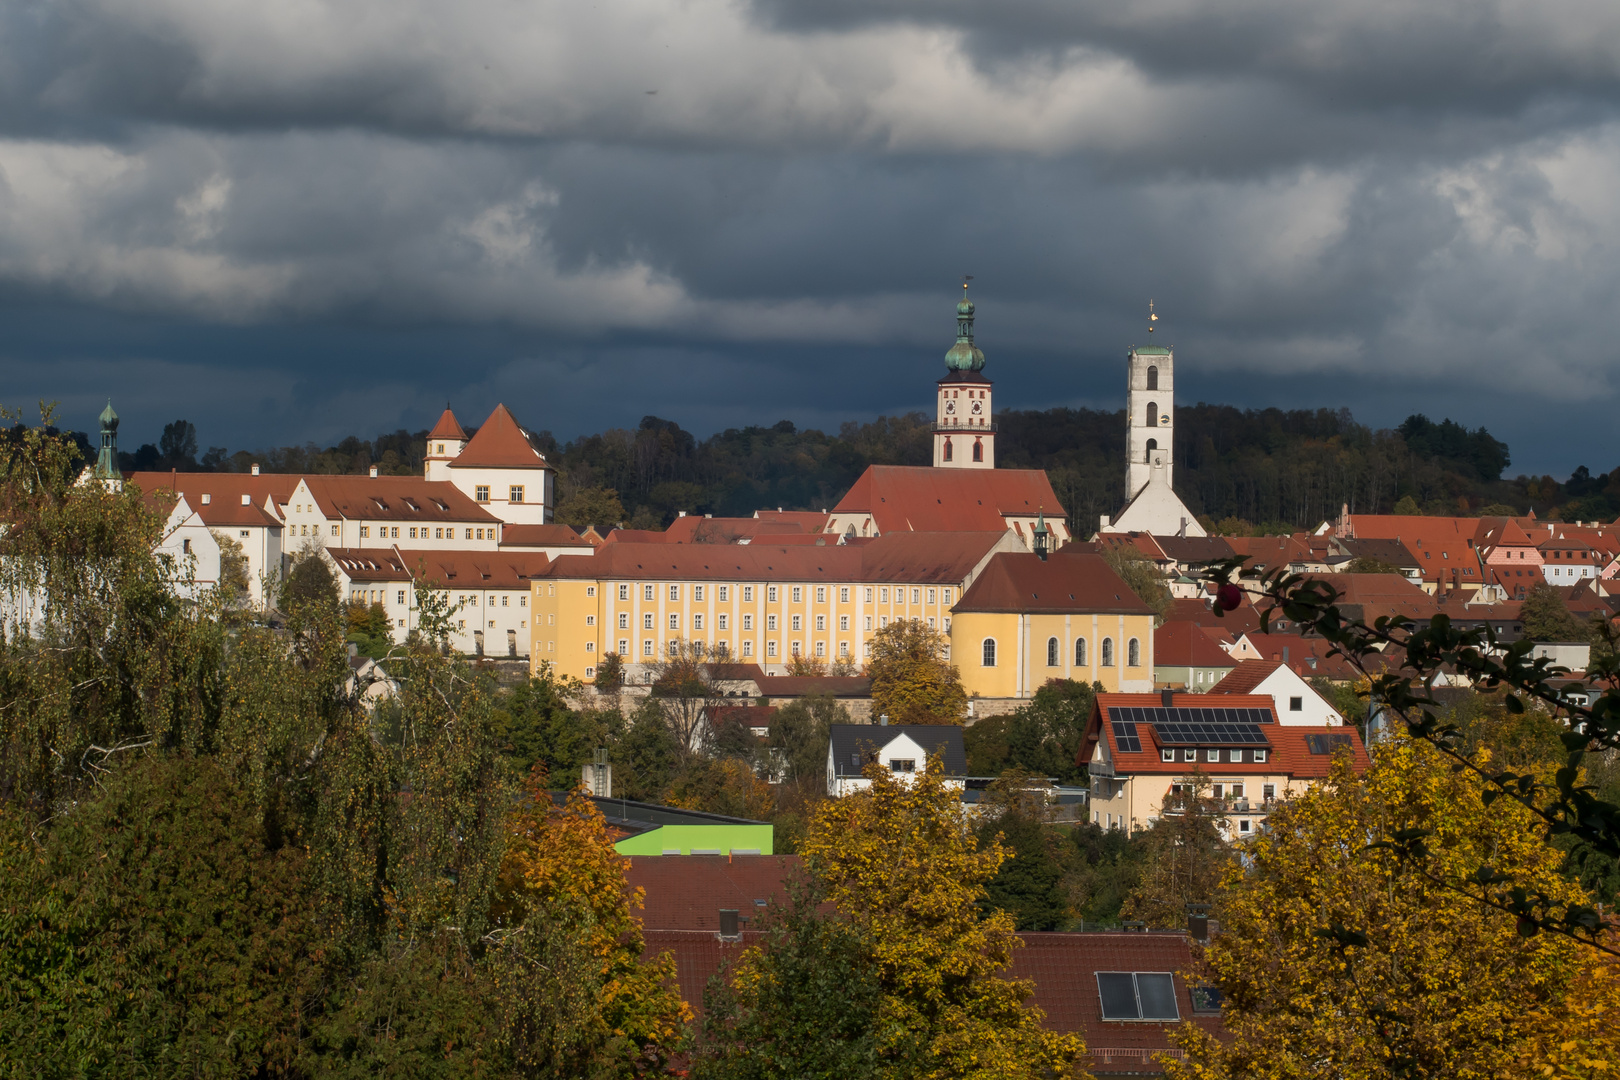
[{"xmin": 932, "ymin": 288, "xmax": 995, "ymax": 469}]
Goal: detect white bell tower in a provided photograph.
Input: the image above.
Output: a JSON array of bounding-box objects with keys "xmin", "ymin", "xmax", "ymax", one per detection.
[
  {"xmin": 933, "ymin": 284, "xmax": 995, "ymax": 469},
  {"xmin": 1126, "ymin": 345, "xmax": 1172, "ymax": 499}
]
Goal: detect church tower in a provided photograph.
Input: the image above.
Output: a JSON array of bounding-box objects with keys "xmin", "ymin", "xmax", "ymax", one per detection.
[
  {"xmin": 932, "ymin": 287, "xmax": 995, "ymax": 469},
  {"xmin": 424, "ymin": 406, "xmax": 468, "ymax": 481},
  {"xmin": 1125, "ymin": 345, "xmax": 1172, "ymax": 498}
]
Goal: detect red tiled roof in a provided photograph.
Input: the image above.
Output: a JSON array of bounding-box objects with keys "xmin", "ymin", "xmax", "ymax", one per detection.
[
  {"xmin": 833, "ymin": 466, "xmax": 1065, "ymax": 533},
  {"xmin": 1164, "ymin": 597, "xmax": 1261, "ymax": 636},
  {"xmin": 954, "ymin": 552, "xmax": 1156, "ymax": 615},
  {"xmin": 1208, "ymin": 659, "xmax": 1284, "ymax": 695},
  {"xmin": 602, "ymin": 528, "xmax": 670, "ymax": 544},
  {"xmin": 757, "ymin": 676, "xmax": 872, "ymax": 698},
  {"xmin": 753, "ymin": 510, "xmax": 830, "ymax": 530},
  {"xmin": 626, "ymin": 855, "xmax": 804, "ymax": 932},
  {"xmin": 663, "ymin": 516, "xmax": 810, "ymax": 543},
  {"xmin": 1339, "ymin": 515, "xmax": 1484, "ymax": 585},
  {"xmin": 1153, "ymin": 622, "xmax": 1237, "ymax": 668},
  {"xmin": 451, "ymin": 403, "xmax": 549, "ymax": 469},
  {"xmin": 427, "ymin": 408, "xmax": 467, "ymax": 441},
  {"xmin": 1010, "ymin": 932, "xmax": 1222, "ymax": 1072},
  {"xmin": 641, "ymin": 929, "xmax": 762, "ymax": 1016},
  {"xmin": 327, "ymin": 547, "xmax": 412, "ymax": 582},
  {"xmin": 542, "ymin": 531, "xmax": 1011, "ymax": 585},
  {"xmin": 300, "ymin": 476, "xmax": 500, "ymax": 524},
  {"xmin": 402, "ymin": 549, "xmax": 552, "ymax": 589},
  {"xmin": 1224, "ymin": 534, "xmax": 1315, "ymax": 569},
  {"xmin": 499, "ymin": 523, "xmax": 601, "ymax": 549},
  {"xmin": 128, "ymin": 471, "xmax": 296, "ymax": 528}
]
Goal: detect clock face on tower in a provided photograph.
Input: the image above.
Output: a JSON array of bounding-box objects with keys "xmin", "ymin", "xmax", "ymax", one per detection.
[
  {"xmin": 971, "ymin": 400, "xmax": 983, "ymax": 415},
  {"xmin": 945, "ymin": 399, "xmax": 956, "ymax": 415}
]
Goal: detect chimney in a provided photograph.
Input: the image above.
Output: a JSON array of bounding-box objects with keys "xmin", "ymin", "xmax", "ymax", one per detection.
[
  {"xmin": 1100, "ymin": 514, "xmax": 1111, "ymax": 529},
  {"xmin": 348, "ymin": 643, "xmax": 358, "ymax": 659},
  {"xmin": 879, "ymin": 714, "xmax": 889, "ymax": 726},
  {"xmin": 1282, "ymin": 646, "xmax": 1290, "ymax": 663},
  {"xmin": 369, "ymin": 465, "xmax": 379, "ymax": 478},
  {"xmin": 1186, "ymin": 903, "xmax": 1211, "ymax": 943},
  {"xmin": 1161, "ymin": 688, "xmax": 1174, "ymax": 708},
  {"xmin": 719, "ymin": 909, "xmax": 740, "ymax": 939},
  {"xmin": 240, "ymin": 494, "xmax": 250, "ymax": 505},
  {"xmin": 251, "ymin": 463, "xmax": 260, "ymax": 476},
  {"xmin": 678, "ymin": 510, "xmax": 687, "ymax": 518}
]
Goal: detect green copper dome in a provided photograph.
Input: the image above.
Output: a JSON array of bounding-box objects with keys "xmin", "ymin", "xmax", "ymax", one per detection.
[
  {"xmin": 99, "ymin": 399, "xmax": 119, "ymax": 429},
  {"xmin": 944, "ymin": 296, "xmax": 985, "ymax": 372}
]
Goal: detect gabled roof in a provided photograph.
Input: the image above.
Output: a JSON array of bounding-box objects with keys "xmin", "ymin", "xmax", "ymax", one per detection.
[
  {"xmin": 499, "ymin": 523, "xmax": 601, "ymax": 549},
  {"xmin": 1153, "ymin": 621, "xmax": 1238, "ymax": 668},
  {"xmin": 127, "ymin": 471, "xmax": 296, "ymax": 528},
  {"xmin": 1153, "ymin": 535, "xmax": 1236, "ymax": 565},
  {"xmin": 1208, "ymin": 659, "xmax": 1285, "ymax": 695},
  {"xmin": 327, "ymin": 547, "xmax": 550, "ymax": 588},
  {"xmin": 427, "ymin": 408, "xmax": 467, "ymax": 441},
  {"xmin": 828, "ymin": 724, "xmax": 966, "ymax": 776},
  {"xmin": 753, "ymin": 510, "xmax": 831, "ymax": 530},
  {"xmin": 300, "ymin": 476, "xmax": 500, "ymax": 524},
  {"xmin": 625, "ymin": 855, "xmax": 803, "ymax": 932},
  {"xmin": 833, "ymin": 465, "xmax": 1065, "ymax": 533},
  {"xmin": 327, "ymin": 547, "xmax": 412, "ymax": 582},
  {"xmin": 664, "ymin": 516, "xmax": 810, "ymax": 544},
  {"xmin": 450, "ymin": 404, "xmax": 549, "ymax": 470},
  {"xmin": 953, "ymin": 552, "xmax": 1156, "ymax": 615}
]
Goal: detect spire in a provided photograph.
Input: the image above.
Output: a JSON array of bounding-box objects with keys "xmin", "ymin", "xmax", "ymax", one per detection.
[
  {"xmin": 944, "ymin": 278, "xmax": 986, "ymax": 372},
  {"xmin": 1033, "ymin": 507, "xmax": 1050, "ymax": 560},
  {"xmin": 94, "ymin": 399, "xmax": 119, "ymax": 480}
]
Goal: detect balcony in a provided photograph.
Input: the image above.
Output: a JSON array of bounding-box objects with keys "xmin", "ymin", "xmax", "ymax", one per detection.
[{"xmin": 932, "ymin": 421, "xmax": 999, "ymax": 433}]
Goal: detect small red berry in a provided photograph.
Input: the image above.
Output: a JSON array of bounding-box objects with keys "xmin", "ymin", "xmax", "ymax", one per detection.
[{"xmin": 1215, "ymin": 583, "xmax": 1243, "ymax": 612}]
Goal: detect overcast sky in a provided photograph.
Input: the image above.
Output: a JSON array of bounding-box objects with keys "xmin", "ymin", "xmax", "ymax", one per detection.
[{"xmin": 3, "ymin": 0, "xmax": 1619, "ymax": 476}]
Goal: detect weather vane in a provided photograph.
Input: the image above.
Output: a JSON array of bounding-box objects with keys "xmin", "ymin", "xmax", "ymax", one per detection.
[
  {"xmin": 1148, "ymin": 298, "xmax": 1159, "ymax": 334},
  {"xmin": 963, "ymin": 274, "xmax": 974, "ymax": 296}
]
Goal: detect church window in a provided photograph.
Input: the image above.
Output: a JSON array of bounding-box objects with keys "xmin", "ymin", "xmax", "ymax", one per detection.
[
  {"xmin": 1101, "ymin": 638, "xmax": 1115, "ymax": 666},
  {"xmin": 1075, "ymin": 638, "xmax": 1087, "ymax": 665},
  {"xmin": 972, "ymin": 440, "xmax": 983, "ymax": 462},
  {"xmin": 981, "ymin": 638, "xmax": 997, "ymax": 667},
  {"xmin": 1047, "ymin": 637, "xmax": 1059, "ymax": 666},
  {"xmin": 510, "ymin": 486, "xmax": 524, "ymax": 503},
  {"xmin": 1128, "ymin": 638, "xmax": 1141, "ymax": 666},
  {"xmin": 1147, "ymin": 365, "xmax": 1158, "ymax": 390},
  {"xmin": 1146, "ymin": 402, "xmax": 1158, "ymax": 427},
  {"xmin": 1146, "ymin": 438, "xmax": 1157, "ymax": 462},
  {"xmin": 943, "ymin": 439, "xmax": 953, "ymax": 462},
  {"xmin": 475, "ymin": 486, "xmax": 490, "ymax": 502}
]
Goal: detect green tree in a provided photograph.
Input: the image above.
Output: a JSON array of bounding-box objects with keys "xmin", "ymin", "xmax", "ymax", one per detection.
[
  {"xmin": 594, "ymin": 650, "xmax": 625, "ymax": 691},
  {"xmin": 614, "ymin": 698, "xmax": 683, "ymax": 801},
  {"xmin": 1520, "ymin": 581, "xmax": 1586, "ymax": 642},
  {"xmin": 493, "ymin": 665, "xmax": 616, "ymax": 780},
  {"xmin": 768, "ymin": 692, "xmax": 848, "ymax": 787},
  {"xmin": 1343, "ymin": 555, "xmax": 1402, "ymax": 575},
  {"xmin": 280, "ymin": 543, "xmax": 340, "ymax": 617},
  {"xmin": 963, "ymin": 679, "xmax": 1098, "ymax": 784},
  {"xmin": 1119, "ymin": 774, "xmax": 1232, "ymax": 930},
  {"xmin": 1064, "ymin": 823, "xmax": 1146, "ymax": 925},
  {"xmin": 1392, "ymin": 494, "xmax": 1423, "ymax": 515},
  {"xmin": 212, "ymin": 528, "xmax": 252, "ymax": 605},
  {"xmin": 974, "ymin": 770, "xmax": 1071, "ymax": 931},
  {"xmin": 556, "ymin": 485, "xmax": 627, "ymax": 529},
  {"xmin": 867, "ymin": 619, "xmax": 967, "ymax": 725},
  {"xmin": 1100, "ymin": 545, "xmax": 1172, "ymax": 616}
]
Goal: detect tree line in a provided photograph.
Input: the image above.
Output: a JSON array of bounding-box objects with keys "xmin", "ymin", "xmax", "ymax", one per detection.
[{"xmin": 88, "ymin": 405, "xmax": 1620, "ymax": 532}]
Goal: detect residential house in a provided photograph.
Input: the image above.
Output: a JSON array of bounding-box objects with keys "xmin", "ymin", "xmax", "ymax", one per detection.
[
  {"xmin": 128, "ymin": 469, "xmax": 293, "ymax": 604},
  {"xmin": 1080, "ymin": 691, "xmax": 1370, "ymax": 838},
  {"xmin": 827, "ymin": 722, "xmax": 966, "ymax": 798},
  {"xmin": 1334, "ymin": 512, "xmax": 1486, "ymax": 595},
  {"xmin": 949, "ymin": 549, "xmax": 1159, "ymax": 699},
  {"xmin": 822, "ymin": 465, "xmax": 1069, "ymax": 550},
  {"xmin": 1209, "ymin": 659, "xmax": 1345, "ymax": 725},
  {"xmin": 1152, "ymin": 621, "xmax": 1236, "ymax": 692}
]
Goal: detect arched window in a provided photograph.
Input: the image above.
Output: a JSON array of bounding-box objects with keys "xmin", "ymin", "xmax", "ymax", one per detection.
[
  {"xmin": 1146, "ymin": 365, "xmax": 1158, "ymax": 390},
  {"xmin": 1145, "ymin": 437, "xmax": 1157, "ymax": 462},
  {"xmin": 942, "ymin": 438, "xmax": 953, "ymax": 462},
  {"xmin": 1146, "ymin": 401, "xmax": 1158, "ymax": 427},
  {"xmin": 1075, "ymin": 637, "xmax": 1087, "ymax": 666},
  {"xmin": 1127, "ymin": 637, "xmax": 1141, "ymax": 667},
  {"xmin": 1101, "ymin": 637, "xmax": 1114, "ymax": 666},
  {"xmin": 982, "ymin": 638, "xmax": 997, "ymax": 667},
  {"xmin": 1047, "ymin": 637, "xmax": 1059, "ymax": 666},
  {"xmin": 972, "ymin": 439, "xmax": 983, "ymax": 462}
]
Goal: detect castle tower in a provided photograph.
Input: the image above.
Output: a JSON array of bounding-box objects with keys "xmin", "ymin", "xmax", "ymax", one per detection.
[
  {"xmin": 424, "ymin": 406, "xmax": 468, "ymax": 481},
  {"xmin": 1125, "ymin": 345, "xmax": 1172, "ymax": 498},
  {"xmin": 932, "ymin": 288, "xmax": 995, "ymax": 469}
]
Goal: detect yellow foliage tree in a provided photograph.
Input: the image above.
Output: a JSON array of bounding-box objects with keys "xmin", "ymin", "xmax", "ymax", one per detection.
[
  {"xmin": 867, "ymin": 618, "xmax": 968, "ymax": 725},
  {"xmin": 500, "ymin": 772, "xmax": 690, "ymax": 1062},
  {"xmin": 800, "ymin": 761, "xmax": 1087, "ymax": 1079},
  {"xmin": 1516, "ymin": 933, "xmax": 1620, "ymax": 1079},
  {"xmin": 1164, "ymin": 738, "xmax": 1594, "ymax": 1080}
]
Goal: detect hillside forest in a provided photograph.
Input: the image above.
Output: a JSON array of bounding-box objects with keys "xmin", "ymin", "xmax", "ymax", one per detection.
[{"xmin": 98, "ymin": 407, "xmax": 1619, "ymax": 534}]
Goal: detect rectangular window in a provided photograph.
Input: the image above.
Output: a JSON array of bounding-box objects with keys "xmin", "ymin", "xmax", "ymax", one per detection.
[
  {"xmin": 864, "ymin": 587, "xmax": 873, "ymax": 602},
  {"xmin": 519, "ymin": 596, "xmax": 526, "ymax": 607},
  {"xmin": 619, "ymin": 613, "xmax": 628, "ymax": 629},
  {"xmin": 742, "ymin": 641, "xmax": 753, "ymax": 656},
  {"xmin": 880, "ymin": 616, "xmax": 889, "ymax": 628},
  {"xmin": 791, "ymin": 615, "xmax": 802, "ymax": 631},
  {"xmin": 240, "ymin": 530, "xmax": 250, "ymax": 538},
  {"xmin": 766, "ymin": 641, "xmax": 777, "ymax": 657},
  {"xmin": 501, "ymin": 596, "xmax": 509, "ymax": 607},
  {"xmin": 814, "ymin": 641, "xmax": 826, "ymax": 657},
  {"xmin": 767, "ymin": 614, "xmax": 778, "ymax": 630},
  {"xmin": 409, "ymin": 528, "xmax": 417, "ymax": 538},
  {"xmin": 693, "ymin": 614, "xmax": 703, "ymax": 630},
  {"xmin": 839, "ymin": 587, "xmax": 849, "ymax": 603},
  {"xmin": 880, "ymin": 587, "xmax": 889, "ymax": 602},
  {"xmin": 792, "ymin": 586, "xmax": 803, "ymax": 603},
  {"xmin": 668, "ymin": 614, "xmax": 679, "ymax": 630},
  {"xmin": 927, "ymin": 617, "xmax": 936, "ymax": 629},
  {"xmin": 816, "ymin": 586, "xmax": 826, "ymax": 603},
  {"xmin": 465, "ymin": 528, "xmax": 473, "ymax": 540},
  {"xmin": 1230, "ymin": 783, "xmax": 1245, "ymax": 799},
  {"xmin": 1255, "ymin": 749, "xmax": 1268, "ymax": 764},
  {"xmin": 510, "ymin": 486, "xmax": 524, "ymax": 503},
  {"xmin": 643, "ymin": 640, "xmax": 653, "ymax": 656},
  {"xmin": 669, "ymin": 585, "xmax": 680, "ymax": 601},
  {"xmin": 743, "ymin": 586, "xmax": 754, "ymax": 602},
  {"xmin": 839, "ymin": 615, "xmax": 849, "ymax": 631},
  {"xmin": 694, "ymin": 585, "xmax": 705, "ymax": 602},
  {"xmin": 668, "ymin": 639, "xmax": 678, "ymax": 656},
  {"xmin": 1289, "ymin": 696, "xmax": 1303, "ymax": 711},
  {"xmin": 1206, "ymin": 748, "xmax": 1220, "ymax": 762},
  {"xmin": 943, "ymin": 588, "xmax": 952, "ymax": 603},
  {"xmin": 585, "ymin": 641, "xmax": 595, "ymax": 652},
  {"xmin": 911, "ymin": 589, "xmax": 920, "ymax": 603},
  {"xmin": 768, "ymin": 586, "xmax": 778, "ymax": 602},
  {"xmin": 742, "ymin": 614, "xmax": 753, "ymax": 630},
  {"xmin": 619, "ymin": 639, "xmax": 628, "ymax": 654},
  {"xmin": 1181, "ymin": 748, "xmax": 1196, "ymax": 762},
  {"xmin": 889, "ymin": 759, "xmax": 916, "ymax": 773},
  {"xmin": 644, "ymin": 613, "xmax": 654, "ymax": 629},
  {"xmin": 791, "ymin": 641, "xmax": 801, "ymax": 656},
  {"xmin": 644, "ymin": 584, "xmax": 655, "ymax": 600},
  {"xmin": 718, "ymin": 614, "xmax": 728, "ymax": 630},
  {"xmin": 839, "ymin": 641, "xmax": 849, "ymax": 657},
  {"xmin": 360, "ymin": 526, "xmax": 370, "ymax": 538},
  {"xmin": 585, "ymin": 615, "xmax": 595, "ymax": 626},
  {"xmin": 397, "ymin": 591, "xmax": 405, "ymax": 605},
  {"xmin": 1262, "ymin": 783, "xmax": 1276, "ymax": 800},
  {"xmin": 475, "ymin": 486, "xmax": 490, "ymax": 502},
  {"xmin": 927, "ymin": 588, "xmax": 936, "ymax": 604},
  {"xmin": 864, "ymin": 616, "xmax": 872, "ymax": 630},
  {"xmin": 585, "ymin": 586, "xmax": 595, "ymax": 597},
  {"xmin": 815, "ymin": 615, "xmax": 825, "ymax": 631},
  {"xmin": 864, "ymin": 641, "xmax": 873, "ymax": 658},
  {"xmin": 619, "ymin": 584, "xmax": 629, "ymax": 600},
  {"xmin": 718, "ymin": 585, "xmax": 728, "ymax": 602},
  {"xmin": 475, "ymin": 528, "xmax": 484, "ymax": 540}
]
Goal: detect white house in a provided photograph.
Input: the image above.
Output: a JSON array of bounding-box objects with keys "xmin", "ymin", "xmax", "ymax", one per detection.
[
  {"xmin": 1209, "ymin": 659, "xmax": 1344, "ymax": 726},
  {"xmin": 826, "ymin": 723, "xmax": 967, "ymax": 798},
  {"xmin": 128, "ymin": 470, "xmax": 293, "ymax": 605},
  {"xmin": 427, "ymin": 404, "xmax": 556, "ymax": 526},
  {"xmin": 284, "ymin": 475, "xmax": 505, "ymax": 555},
  {"xmin": 148, "ymin": 491, "xmax": 223, "ymax": 601}
]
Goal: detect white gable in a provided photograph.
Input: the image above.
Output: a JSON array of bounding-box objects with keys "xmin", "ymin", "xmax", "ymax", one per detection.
[{"xmin": 1252, "ymin": 665, "xmax": 1343, "ymax": 726}]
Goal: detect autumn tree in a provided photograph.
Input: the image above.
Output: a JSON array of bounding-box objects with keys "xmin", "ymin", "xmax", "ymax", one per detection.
[
  {"xmin": 279, "ymin": 541, "xmax": 340, "ymax": 617},
  {"xmin": 867, "ymin": 619, "xmax": 967, "ymax": 725},
  {"xmin": 648, "ymin": 638, "xmax": 728, "ymax": 753},
  {"xmin": 800, "ymin": 761, "xmax": 1086, "ymax": 1078},
  {"xmin": 555, "ymin": 485, "xmax": 627, "ymax": 529},
  {"xmin": 964, "ymin": 678, "xmax": 1099, "ymax": 784},
  {"xmin": 665, "ymin": 756, "xmax": 776, "ymax": 820},
  {"xmin": 212, "ymin": 528, "xmax": 252, "ymax": 605},
  {"xmin": 1119, "ymin": 774, "xmax": 1231, "ymax": 930},
  {"xmin": 1101, "ymin": 544, "xmax": 1172, "ymax": 617},
  {"xmin": 1165, "ymin": 738, "xmax": 1595, "ymax": 1079},
  {"xmin": 1520, "ymin": 580, "xmax": 1586, "ymax": 643},
  {"xmin": 768, "ymin": 692, "xmax": 848, "ymax": 788}
]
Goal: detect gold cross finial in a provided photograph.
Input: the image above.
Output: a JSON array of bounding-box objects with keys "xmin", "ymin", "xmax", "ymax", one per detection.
[
  {"xmin": 1148, "ymin": 299, "xmax": 1159, "ymax": 333},
  {"xmin": 963, "ymin": 274, "xmax": 973, "ymax": 295}
]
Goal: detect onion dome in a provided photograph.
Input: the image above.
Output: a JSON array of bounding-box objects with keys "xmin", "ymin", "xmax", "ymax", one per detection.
[{"xmin": 944, "ymin": 296, "xmax": 985, "ymax": 372}]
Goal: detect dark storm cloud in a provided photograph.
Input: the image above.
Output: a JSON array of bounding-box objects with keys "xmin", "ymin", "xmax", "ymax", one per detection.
[{"xmin": 0, "ymin": 0, "xmax": 1615, "ymax": 475}]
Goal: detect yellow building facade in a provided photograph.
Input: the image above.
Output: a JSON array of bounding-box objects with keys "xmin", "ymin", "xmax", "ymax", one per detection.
[
  {"xmin": 949, "ymin": 551, "xmax": 1159, "ymax": 699},
  {"xmin": 531, "ymin": 531, "xmax": 1021, "ymax": 681}
]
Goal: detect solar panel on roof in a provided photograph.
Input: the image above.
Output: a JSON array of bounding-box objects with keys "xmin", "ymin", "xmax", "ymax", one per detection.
[
  {"xmin": 1151, "ymin": 722, "xmax": 1270, "ymax": 746},
  {"xmin": 1110, "ymin": 720, "xmax": 1141, "ymax": 753}
]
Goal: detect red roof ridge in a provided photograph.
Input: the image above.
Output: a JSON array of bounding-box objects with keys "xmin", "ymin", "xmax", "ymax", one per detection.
[
  {"xmin": 428, "ymin": 408, "xmax": 467, "ymax": 441},
  {"xmin": 451, "ymin": 404, "xmax": 548, "ymax": 469}
]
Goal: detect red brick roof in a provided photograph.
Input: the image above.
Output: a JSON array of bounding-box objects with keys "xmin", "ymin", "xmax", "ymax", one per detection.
[
  {"xmin": 1154, "ymin": 622, "xmax": 1237, "ymax": 668},
  {"xmin": 327, "ymin": 547, "xmax": 550, "ymax": 588},
  {"xmin": 663, "ymin": 516, "xmax": 811, "ymax": 543},
  {"xmin": 1208, "ymin": 659, "xmax": 1284, "ymax": 695},
  {"xmin": 954, "ymin": 552, "xmax": 1157, "ymax": 615},
  {"xmin": 626, "ymin": 854, "xmax": 803, "ymax": 932},
  {"xmin": 451, "ymin": 404, "xmax": 549, "ymax": 469},
  {"xmin": 427, "ymin": 408, "xmax": 467, "ymax": 441},
  {"xmin": 1164, "ymin": 597, "xmax": 1262, "ymax": 637},
  {"xmin": 499, "ymin": 523, "xmax": 600, "ymax": 549},
  {"xmin": 542, "ymin": 531, "xmax": 1010, "ymax": 585},
  {"xmin": 328, "ymin": 547, "xmax": 412, "ymax": 582},
  {"xmin": 128, "ymin": 471, "xmax": 295, "ymax": 528},
  {"xmin": 1339, "ymin": 515, "xmax": 1484, "ymax": 585},
  {"xmin": 300, "ymin": 476, "xmax": 500, "ymax": 524},
  {"xmin": 833, "ymin": 465, "xmax": 1065, "ymax": 533},
  {"xmin": 641, "ymin": 929, "xmax": 762, "ymax": 1017}
]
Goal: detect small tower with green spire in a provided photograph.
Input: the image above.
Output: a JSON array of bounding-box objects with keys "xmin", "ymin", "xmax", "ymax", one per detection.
[
  {"xmin": 933, "ymin": 280, "xmax": 995, "ymax": 469},
  {"xmin": 1032, "ymin": 508, "xmax": 1050, "ymax": 560},
  {"xmin": 94, "ymin": 400, "xmax": 120, "ymax": 481}
]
